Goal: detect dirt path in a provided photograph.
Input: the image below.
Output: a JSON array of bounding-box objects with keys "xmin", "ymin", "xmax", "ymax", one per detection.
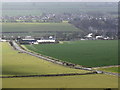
[
  {"xmin": 92, "ymin": 65, "xmax": 120, "ymax": 77},
  {"xmin": 92, "ymin": 65, "xmax": 120, "ymax": 69}
]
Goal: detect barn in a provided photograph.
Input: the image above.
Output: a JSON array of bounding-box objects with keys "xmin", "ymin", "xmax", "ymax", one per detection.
[{"xmin": 18, "ymin": 36, "xmax": 37, "ymax": 44}]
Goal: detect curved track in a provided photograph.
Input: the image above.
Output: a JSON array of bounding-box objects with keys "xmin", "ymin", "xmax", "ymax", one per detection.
[{"xmin": 9, "ymin": 41, "xmax": 119, "ymax": 77}]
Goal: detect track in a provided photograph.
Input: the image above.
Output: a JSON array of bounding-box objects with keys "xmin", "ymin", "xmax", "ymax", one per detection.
[
  {"xmin": 11, "ymin": 41, "xmax": 93, "ymax": 71},
  {"xmin": 92, "ymin": 65, "xmax": 120, "ymax": 69},
  {"xmin": 92, "ymin": 66, "xmax": 120, "ymax": 77},
  {"xmin": 10, "ymin": 41, "xmax": 119, "ymax": 77},
  {"xmin": 12, "ymin": 41, "xmax": 63, "ymax": 64},
  {"xmin": 103, "ymin": 72, "xmax": 119, "ymax": 76}
]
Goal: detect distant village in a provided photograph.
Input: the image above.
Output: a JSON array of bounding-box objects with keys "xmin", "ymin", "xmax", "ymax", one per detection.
[
  {"xmin": 1, "ymin": 12, "xmax": 118, "ymax": 40},
  {"xmin": 0, "ymin": 35, "xmax": 58, "ymax": 44},
  {"xmin": 0, "ymin": 11, "xmax": 117, "ymax": 44},
  {"xmin": 1, "ymin": 13, "xmax": 117, "ymax": 24}
]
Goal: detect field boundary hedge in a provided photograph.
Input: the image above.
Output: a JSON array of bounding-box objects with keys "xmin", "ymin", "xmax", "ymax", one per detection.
[{"xmin": 1, "ymin": 72, "xmax": 97, "ymax": 78}]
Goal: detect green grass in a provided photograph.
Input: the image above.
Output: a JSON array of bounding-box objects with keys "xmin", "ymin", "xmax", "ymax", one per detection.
[
  {"xmin": 1, "ymin": 42, "xmax": 119, "ymax": 88},
  {"xmin": 1, "ymin": 42, "xmax": 88, "ymax": 76},
  {"xmin": 2, "ymin": 32, "xmax": 51, "ymax": 37},
  {"xmin": 25, "ymin": 40, "xmax": 118, "ymax": 67},
  {"xmin": 2, "ymin": 22, "xmax": 81, "ymax": 32},
  {"xmin": 2, "ymin": 74, "xmax": 118, "ymax": 88},
  {"xmin": 98, "ymin": 67, "xmax": 120, "ymax": 73}
]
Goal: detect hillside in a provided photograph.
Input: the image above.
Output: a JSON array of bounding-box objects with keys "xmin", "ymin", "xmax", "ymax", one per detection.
[
  {"xmin": 2, "ymin": 22, "xmax": 81, "ymax": 32},
  {"xmin": 25, "ymin": 40, "xmax": 118, "ymax": 67},
  {"xmin": 1, "ymin": 42, "xmax": 118, "ymax": 88},
  {"xmin": 2, "ymin": 42, "xmax": 87, "ymax": 76}
]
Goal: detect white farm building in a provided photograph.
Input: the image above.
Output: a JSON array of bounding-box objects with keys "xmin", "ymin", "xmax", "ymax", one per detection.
[
  {"xmin": 37, "ymin": 36, "xmax": 58, "ymax": 44},
  {"xmin": 37, "ymin": 39, "xmax": 57, "ymax": 44}
]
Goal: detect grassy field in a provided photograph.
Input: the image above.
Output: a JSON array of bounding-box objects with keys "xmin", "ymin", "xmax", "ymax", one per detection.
[
  {"xmin": 98, "ymin": 67, "xmax": 120, "ymax": 73},
  {"xmin": 2, "ymin": 32, "xmax": 54, "ymax": 38},
  {"xmin": 2, "ymin": 74, "xmax": 118, "ymax": 88},
  {"xmin": 1, "ymin": 42, "xmax": 119, "ymax": 88},
  {"xmin": 2, "ymin": 22, "xmax": 80, "ymax": 32},
  {"xmin": 25, "ymin": 40, "xmax": 118, "ymax": 67},
  {"xmin": 2, "ymin": 42, "xmax": 88, "ymax": 76}
]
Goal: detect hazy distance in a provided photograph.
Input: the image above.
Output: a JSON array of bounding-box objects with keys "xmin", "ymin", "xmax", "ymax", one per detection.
[{"xmin": 2, "ymin": 0, "xmax": 119, "ymax": 2}]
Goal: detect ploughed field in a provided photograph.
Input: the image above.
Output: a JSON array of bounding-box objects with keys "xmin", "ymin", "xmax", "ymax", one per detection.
[
  {"xmin": 1, "ymin": 42, "xmax": 119, "ymax": 88},
  {"xmin": 25, "ymin": 40, "xmax": 118, "ymax": 67}
]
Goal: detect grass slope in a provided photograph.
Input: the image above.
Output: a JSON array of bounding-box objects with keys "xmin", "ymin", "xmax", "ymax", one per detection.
[
  {"xmin": 2, "ymin": 22, "xmax": 80, "ymax": 32},
  {"xmin": 2, "ymin": 75, "xmax": 118, "ymax": 88},
  {"xmin": 1, "ymin": 42, "xmax": 88, "ymax": 76},
  {"xmin": 1, "ymin": 42, "xmax": 118, "ymax": 88},
  {"xmin": 98, "ymin": 67, "xmax": 120, "ymax": 73},
  {"xmin": 25, "ymin": 40, "xmax": 118, "ymax": 67}
]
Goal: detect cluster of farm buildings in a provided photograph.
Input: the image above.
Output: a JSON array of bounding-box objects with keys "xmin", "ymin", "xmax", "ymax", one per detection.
[
  {"xmin": 0, "ymin": 32, "xmax": 114, "ymax": 44},
  {"xmin": 16, "ymin": 36, "xmax": 59, "ymax": 44},
  {"xmin": 81, "ymin": 33, "xmax": 113, "ymax": 40},
  {"xmin": 0, "ymin": 35, "xmax": 59, "ymax": 44},
  {"xmin": 0, "ymin": 36, "xmax": 59, "ymax": 44}
]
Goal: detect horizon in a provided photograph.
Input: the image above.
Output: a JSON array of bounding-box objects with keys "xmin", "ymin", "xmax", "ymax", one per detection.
[{"xmin": 1, "ymin": 0, "xmax": 119, "ymax": 2}]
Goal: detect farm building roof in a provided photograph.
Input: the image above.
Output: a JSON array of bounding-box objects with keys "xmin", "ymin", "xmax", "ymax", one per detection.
[{"xmin": 37, "ymin": 39, "xmax": 55, "ymax": 43}]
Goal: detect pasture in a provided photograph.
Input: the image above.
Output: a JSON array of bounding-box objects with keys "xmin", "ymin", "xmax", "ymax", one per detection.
[
  {"xmin": 25, "ymin": 40, "xmax": 118, "ymax": 67},
  {"xmin": 98, "ymin": 67, "xmax": 120, "ymax": 73},
  {"xmin": 2, "ymin": 22, "xmax": 80, "ymax": 32},
  {"xmin": 1, "ymin": 42, "xmax": 118, "ymax": 88},
  {"xmin": 2, "ymin": 42, "xmax": 87, "ymax": 76},
  {"xmin": 2, "ymin": 74, "xmax": 118, "ymax": 88}
]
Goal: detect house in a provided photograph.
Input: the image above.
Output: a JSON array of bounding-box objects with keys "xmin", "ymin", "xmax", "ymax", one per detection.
[
  {"xmin": 104, "ymin": 37, "xmax": 110, "ymax": 40},
  {"xmin": 84, "ymin": 33, "xmax": 95, "ymax": 40},
  {"xmin": 85, "ymin": 33, "xmax": 93, "ymax": 38},
  {"xmin": 96, "ymin": 36, "xmax": 104, "ymax": 40},
  {"xmin": 0, "ymin": 38, "xmax": 7, "ymax": 42}
]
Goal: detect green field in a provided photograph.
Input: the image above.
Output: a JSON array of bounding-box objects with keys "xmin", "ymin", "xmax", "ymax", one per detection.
[
  {"xmin": 2, "ymin": 42, "xmax": 87, "ymax": 76},
  {"xmin": 25, "ymin": 40, "xmax": 118, "ymax": 67},
  {"xmin": 1, "ymin": 42, "xmax": 119, "ymax": 88},
  {"xmin": 98, "ymin": 67, "xmax": 120, "ymax": 73},
  {"xmin": 2, "ymin": 22, "xmax": 80, "ymax": 32},
  {"xmin": 2, "ymin": 74, "xmax": 118, "ymax": 88},
  {"xmin": 2, "ymin": 32, "xmax": 54, "ymax": 37}
]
